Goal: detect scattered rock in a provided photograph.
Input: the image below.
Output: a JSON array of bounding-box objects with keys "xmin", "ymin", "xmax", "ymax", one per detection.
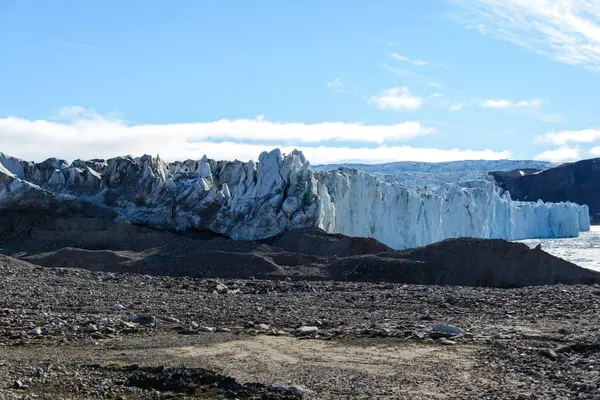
[
  {"xmin": 430, "ymin": 323, "xmax": 464, "ymax": 339},
  {"xmin": 132, "ymin": 316, "xmax": 156, "ymax": 326},
  {"xmin": 109, "ymin": 304, "xmax": 124, "ymax": 311},
  {"xmin": 274, "ymin": 385, "xmax": 305, "ymax": 396},
  {"xmin": 438, "ymin": 337, "xmax": 456, "ymax": 346},
  {"xmin": 158, "ymin": 316, "xmax": 180, "ymax": 324},
  {"xmin": 215, "ymin": 282, "xmax": 229, "ymax": 294},
  {"xmin": 540, "ymin": 348, "xmax": 559, "ymax": 360},
  {"xmin": 296, "ymin": 326, "xmax": 319, "ymax": 336},
  {"xmin": 258, "ymin": 323, "xmax": 271, "ymax": 331},
  {"xmin": 178, "ymin": 327, "xmax": 199, "ymax": 335},
  {"xmin": 30, "ymin": 327, "xmax": 42, "ymax": 336}
]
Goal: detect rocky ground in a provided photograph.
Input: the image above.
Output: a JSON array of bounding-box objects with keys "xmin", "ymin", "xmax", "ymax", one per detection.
[{"xmin": 1, "ymin": 256, "xmax": 600, "ymax": 399}]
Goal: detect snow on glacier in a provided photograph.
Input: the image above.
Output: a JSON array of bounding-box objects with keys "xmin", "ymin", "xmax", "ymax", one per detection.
[
  {"xmin": 314, "ymin": 159, "xmax": 560, "ymax": 187},
  {"xmin": 0, "ymin": 149, "xmax": 590, "ymax": 250}
]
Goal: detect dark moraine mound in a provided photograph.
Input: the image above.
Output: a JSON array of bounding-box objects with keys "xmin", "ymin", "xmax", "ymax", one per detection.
[
  {"xmin": 490, "ymin": 158, "xmax": 600, "ymax": 223},
  {"xmin": 260, "ymin": 227, "xmax": 392, "ymax": 257},
  {"xmin": 327, "ymin": 238, "xmax": 600, "ymax": 287},
  {"xmin": 3, "ymin": 205, "xmax": 599, "ymax": 288}
]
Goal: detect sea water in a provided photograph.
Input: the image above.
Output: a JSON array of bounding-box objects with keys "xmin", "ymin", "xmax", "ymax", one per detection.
[{"xmin": 517, "ymin": 225, "xmax": 600, "ymax": 272}]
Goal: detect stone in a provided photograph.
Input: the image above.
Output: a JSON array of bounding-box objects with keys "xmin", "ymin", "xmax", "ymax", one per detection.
[
  {"xmin": 84, "ymin": 324, "xmax": 98, "ymax": 333},
  {"xmin": 30, "ymin": 327, "xmax": 42, "ymax": 336},
  {"xmin": 199, "ymin": 327, "xmax": 215, "ymax": 332},
  {"xmin": 274, "ymin": 385, "xmax": 304, "ymax": 396},
  {"xmin": 190, "ymin": 321, "xmax": 199, "ymax": 329},
  {"xmin": 90, "ymin": 332, "xmax": 104, "ymax": 339},
  {"xmin": 109, "ymin": 304, "xmax": 124, "ymax": 311},
  {"xmin": 158, "ymin": 316, "xmax": 180, "ymax": 324},
  {"xmin": 121, "ymin": 321, "xmax": 137, "ymax": 329},
  {"xmin": 430, "ymin": 323, "xmax": 464, "ymax": 339},
  {"xmin": 178, "ymin": 327, "xmax": 199, "ymax": 335},
  {"xmin": 296, "ymin": 326, "xmax": 319, "ymax": 336},
  {"xmin": 540, "ymin": 348, "xmax": 559, "ymax": 360},
  {"xmin": 132, "ymin": 315, "xmax": 156, "ymax": 326},
  {"xmin": 438, "ymin": 337, "xmax": 456, "ymax": 346},
  {"xmin": 258, "ymin": 323, "xmax": 270, "ymax": 331},
  {"xmin": 215, "ymin": 282, "xmax": 229, "ymax": 294}
]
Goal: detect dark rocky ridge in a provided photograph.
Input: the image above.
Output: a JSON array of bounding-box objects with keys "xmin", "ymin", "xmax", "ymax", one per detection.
[
  {"xmin": 490, "ymin": 158, "xmax": 600, "ymax": 223},
  {"xmin": 1, "ymin": 201, "xmax": 598, "ymax": 288}
]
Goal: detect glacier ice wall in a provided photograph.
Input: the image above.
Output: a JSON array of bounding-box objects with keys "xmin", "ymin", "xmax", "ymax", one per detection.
[
  {"xmin": 317, "ymin": 169, "xmax": 589, "ymax": 249},
  {"xmin": 0, "ymin": 149, "xmax": 590, "ymax": 250}
]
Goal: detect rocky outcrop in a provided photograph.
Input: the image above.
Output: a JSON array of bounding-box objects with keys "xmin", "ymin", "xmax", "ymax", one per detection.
[
  {"xmin": 259, "ymin": 227, "xmax": 392, "ymax": 257},
  {"xmin": 490, "ymin": 158, "xmax": 600, "ymax": 223},
  {"xmin": 0, "ymin": 150, "xmax": 590, "ymax": 250}
]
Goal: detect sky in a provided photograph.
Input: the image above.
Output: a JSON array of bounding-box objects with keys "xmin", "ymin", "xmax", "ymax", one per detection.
[{"xmin": 1, "ymin": 0, "xmax": 600, "ymax": 164}]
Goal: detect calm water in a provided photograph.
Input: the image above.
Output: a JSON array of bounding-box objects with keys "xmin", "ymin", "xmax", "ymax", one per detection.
[{"xmin": 517, "ymin": 226, "xmax": 600, "ymax": 272}]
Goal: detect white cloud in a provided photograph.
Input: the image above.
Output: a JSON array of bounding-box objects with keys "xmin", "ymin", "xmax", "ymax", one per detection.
[
  {"xmin": 380, "ymin": 64, "xmax": 421, "ymax": 78},
  {"xmin": 389, "ymin": 53, "xmax": 428, "ymax": 66},
  {"xmin": 448, "ymin": 102, "xmax": 465, "ymax": 111},
  {"xmin": 534, "ymin": 146, "xmax": 581, "ymax": 162},
  {"xmin": 379, "ymin": 64, "xmax": 443, "ymax": 89},
  {"xmin": 479, "ymin": 98, "xmax": 562, "ymax": 122},
  {"xmin": 0, "ymin": 107, "xmax": 511, "ymax": 164},
  {"xmin": 3, "ymin": 107, "xmax": 432, "ymax": 147},
  {"xmin": 436, "ymin": 98, "xmax": 467, "ymax": 111},
  {"xmin": 480, "ymin": 98, "xmax": 542, "ymax": 109},
  {"xmin": 535, "ymin": 128, "xmax": 600, "ymax": 145},
  {"xmin": 368, "ymin": 87, "xmax": 423, "ymax": 111},
  {"xmin": 590, "ymin": 146, "xmax": 600, "ymax": 156},
  {"xmin": 326, "ymin": 78, "xmax": 360, "ymax": 95},
  {"xmin": 453, "ymin": 0, "xmax": 600, "ymax": 71},
  {"xmin": 326, "ymin": 78, "xmax": 344, "ymax": 89},
  {"xmin": 388, "ymin": 53, "xmax": 449, "ymax": 69},
  {"xmin": 327, "ymin": 78, "xmax": 360, "ymax": 94}
]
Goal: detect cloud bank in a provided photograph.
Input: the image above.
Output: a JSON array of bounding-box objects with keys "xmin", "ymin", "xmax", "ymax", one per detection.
[
  {"xmin": 533, "ymin": 128, "xmax": 600, "ymax": 161},
  {"xmin": 0, "ymin": 107, "xmax": 512, "ymax": 164}
]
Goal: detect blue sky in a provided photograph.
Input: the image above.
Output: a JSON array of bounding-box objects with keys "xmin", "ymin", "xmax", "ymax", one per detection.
[{"xmin": 1, "ymin": 0, "xmax": 600, "ymax": 164}]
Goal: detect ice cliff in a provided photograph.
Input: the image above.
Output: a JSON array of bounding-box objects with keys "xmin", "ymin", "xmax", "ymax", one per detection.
[{"xmin": 0, "ymin": 150, "xmax": 590, "ymax": 250}]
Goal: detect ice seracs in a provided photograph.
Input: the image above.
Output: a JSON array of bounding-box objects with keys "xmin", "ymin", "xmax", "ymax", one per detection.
[{"xmin": 0, "ymin": 149, "xmax": 590, "ymax": 250}]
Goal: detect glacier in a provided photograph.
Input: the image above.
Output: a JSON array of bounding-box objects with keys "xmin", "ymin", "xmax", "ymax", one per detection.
[
  {"xmin": 0, "ymin": 149, "xmax": 590, "ymax": 250},
  {"xmin": 314, "ymin": 159, "xmax": 560, "ymax": 187}
]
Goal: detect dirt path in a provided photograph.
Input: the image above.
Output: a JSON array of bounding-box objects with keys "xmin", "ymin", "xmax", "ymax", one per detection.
[{"xmin": 1, "ymin": 332, "xmax": 488, "ymax": 399}]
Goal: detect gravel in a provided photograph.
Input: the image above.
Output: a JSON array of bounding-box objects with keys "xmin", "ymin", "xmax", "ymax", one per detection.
[{"xmin": 1, "ymin": 257, "xmax": 600, "ymax": 398}]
